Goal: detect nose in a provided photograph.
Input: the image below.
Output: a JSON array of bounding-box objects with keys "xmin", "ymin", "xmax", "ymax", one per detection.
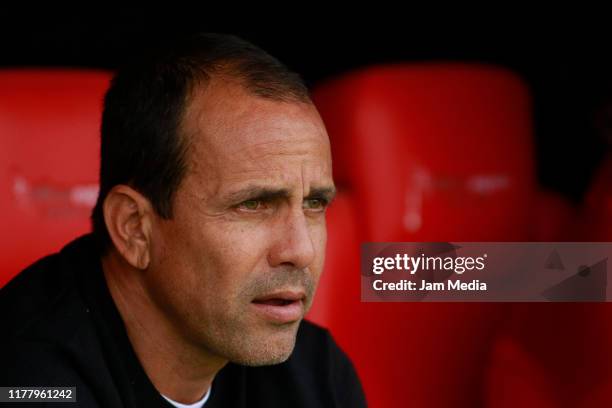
[{"xmin": 268, "ymin": 207, "xmax": 317, "ymax": 270}]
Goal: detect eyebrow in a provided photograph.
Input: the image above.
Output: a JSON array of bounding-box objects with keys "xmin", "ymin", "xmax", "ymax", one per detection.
[
  {"xmin": 225, "ymin": 185, "xmax": 337, "ymax": 204},
  {"xmin": 305, "ymin": 187, "xmax": 337, "ymax": 203}
]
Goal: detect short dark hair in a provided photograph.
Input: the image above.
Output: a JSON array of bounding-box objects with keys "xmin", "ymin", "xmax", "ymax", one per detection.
[{"xmin": 91, "ymin": 33, "xmax": 311, "ymax": 253}]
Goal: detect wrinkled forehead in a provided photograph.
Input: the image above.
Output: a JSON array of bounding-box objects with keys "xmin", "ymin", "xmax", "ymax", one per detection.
[{"xmin": 180, "ymin": 79, "xmax": 332, "ymax": 183}]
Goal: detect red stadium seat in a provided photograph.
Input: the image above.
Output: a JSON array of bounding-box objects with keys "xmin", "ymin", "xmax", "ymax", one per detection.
[
  {"xmin": 311, "ymin": 64, "xmax": 536, "ymax": 407},
  {"xmin": 313, "ymin": 63, "xmax": 536, "ymax": 242},
  {"xmin": 484, "ymin": 336, "xmax": 559, "ymax": 408},
  {"xmin": 0, "ymin": 69, "xmax": 111, "ymax": 287}
]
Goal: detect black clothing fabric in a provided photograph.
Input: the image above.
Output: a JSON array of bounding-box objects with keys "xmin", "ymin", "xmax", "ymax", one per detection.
[{"xmin": 0, "ymin": 235, "xmax": 366, "ymax": 407}]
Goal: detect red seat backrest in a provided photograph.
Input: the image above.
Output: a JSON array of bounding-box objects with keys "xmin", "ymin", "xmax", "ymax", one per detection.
[
  {"xmin": 311, "ymin": 64, "xmax": 536, "ymax": 406},
  {"xmin": 314, "ymin": 63, "xmax": 536, "ymax": 242},
  {"xmin": 0, "ymin": 69, "xmax": 111, "ymax": 287}
]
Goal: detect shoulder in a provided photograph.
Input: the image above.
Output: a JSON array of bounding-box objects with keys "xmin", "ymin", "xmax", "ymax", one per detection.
[
  {"xmin": 0, "ymin": 237, "xmax": 115, "ymax": 406},
  {"xmin": 0, "ymin": 339, "xmax": 83, "ymax": 383},
  {"xmin": 0, "ymin": 250, "xmax": 86, "ymax": 344},
  {"xmin": 1, "ymin": 253, "xmax": 64, "ymax": 334},
  {"xmin": 0, "ymin": 340, "xmax": 101, "ymax": 406},
  {"xmin": 0, "ymin": 236, "xmax": 100, "ymax": 375}
]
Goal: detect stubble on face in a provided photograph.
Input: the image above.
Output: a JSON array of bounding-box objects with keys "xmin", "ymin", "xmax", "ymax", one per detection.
[{"xmin": 146, "ymin": 77, "xmax": 334, "ymax": 367}]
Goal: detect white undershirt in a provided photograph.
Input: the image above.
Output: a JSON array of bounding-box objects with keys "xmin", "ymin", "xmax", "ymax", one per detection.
[{"xmin": 161, "ymin": 387, "xmax": 211, "ymax": 408}]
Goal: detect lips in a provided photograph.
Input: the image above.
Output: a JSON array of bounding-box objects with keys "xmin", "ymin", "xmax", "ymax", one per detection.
[{"xmin": 251, "ymin": 291, "xmax": 305, "ymax": 324}]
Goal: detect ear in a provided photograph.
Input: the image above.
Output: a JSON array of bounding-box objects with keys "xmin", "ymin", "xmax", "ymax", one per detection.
[{"xmin": 103, "ymin": 185, "xmax": 153, "ymax": 270}]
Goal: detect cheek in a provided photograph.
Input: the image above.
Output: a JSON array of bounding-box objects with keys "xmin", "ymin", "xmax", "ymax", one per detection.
[
  {"xmin": 157, "ymin": 217, "xmax": 275, "ymax": 296},
  {"xmin": 310, "ymin": 222, "xmax": 328, "ymax": 277},
  {"xmin": 201, "ymin": 220, "xmax": 274, "ymax": 271}
]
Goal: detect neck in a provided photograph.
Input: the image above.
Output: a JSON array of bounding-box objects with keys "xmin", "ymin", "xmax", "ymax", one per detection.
[{"xmin": 101, "ymin": 250, "xmax": 226, "ymax": 404}]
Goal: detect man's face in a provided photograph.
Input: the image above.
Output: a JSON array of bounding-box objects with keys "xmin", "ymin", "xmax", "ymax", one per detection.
[{"xmin": 147, "ymin": 79, "xmax": 334, "ymax": 366}]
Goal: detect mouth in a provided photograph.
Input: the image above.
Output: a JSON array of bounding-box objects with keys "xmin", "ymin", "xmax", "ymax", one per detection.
[{"xmin": 251, "ymin": 291, "xmax": 306, "ymax": 324}]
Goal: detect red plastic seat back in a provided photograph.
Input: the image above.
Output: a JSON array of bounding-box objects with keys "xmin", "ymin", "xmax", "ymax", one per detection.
[
  {"xmin": 310, "ymin": 65, "xmax": 531, "ymax": 406},
  {"xmin": 0, "ymin": 70, "xmax": 111, "ymax": 286},
  {"xmin": 313, "ymin": 64, "xmax": 536, "ymax": 242},
  {"xmin": 484, "ymin": 336, "xmax": 559, "ymax": 408}
]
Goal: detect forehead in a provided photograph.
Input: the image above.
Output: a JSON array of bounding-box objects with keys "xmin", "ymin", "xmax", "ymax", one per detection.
[{"xmin": 180, "ymin": 78, "xmax": 332, "ymax": 192}]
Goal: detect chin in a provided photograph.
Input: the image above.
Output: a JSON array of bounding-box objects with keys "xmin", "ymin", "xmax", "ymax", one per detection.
[
  {"xmin": 238, "ymin": 349, "xmax": 293, "ymax": 367},
  {"xmin": 230, "ymin": 328, "xmax": 298, "ymax": 367},
  {"xmin": 242, "ymin": 351, "xmax": 293, "ymax": 367}
]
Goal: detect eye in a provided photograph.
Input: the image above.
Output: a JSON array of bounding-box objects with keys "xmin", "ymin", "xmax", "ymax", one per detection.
[
  {"xmin": 238, "ymin": 200, "xmax": 263, "ymax": 211},
  {"xmin": 303, "ymin": 198, "xmax": 328, "ymax": 211}
]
